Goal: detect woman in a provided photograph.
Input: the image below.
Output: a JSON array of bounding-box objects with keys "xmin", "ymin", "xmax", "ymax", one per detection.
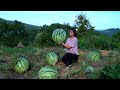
[{"xmin": 59, "ymin": 28, "xmax": 79, "ymax": 69}]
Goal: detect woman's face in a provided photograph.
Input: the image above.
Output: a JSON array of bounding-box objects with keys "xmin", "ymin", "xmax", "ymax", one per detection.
[{"xmin": 69, "ymin": 30, "xmax": 74, "ymax": 37}]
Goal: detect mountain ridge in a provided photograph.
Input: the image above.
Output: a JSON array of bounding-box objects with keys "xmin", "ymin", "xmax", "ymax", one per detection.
[
  {"xmin": 0, "ymin": 17, "xmax": 120, "ymax": 36},
  {"xmin": 0, "ymin": 18, "xmax": 40, "ymax": 30},
  {"xmin": 96, "ymin": 28, "xmax": 120, "ymax": 36}
]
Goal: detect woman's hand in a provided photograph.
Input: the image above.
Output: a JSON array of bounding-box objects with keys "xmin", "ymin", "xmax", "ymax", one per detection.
[
  {"xmin": 58, "ymin": 42, "xmax": 71, "ymax": 49},
  {"xmin": 57, "ymin": 42, "xmax": 62, "ymax": 45},
  {"xmin": 57, "ymin": 42, "xmax": 65, "ymax": 46},
  {"xmin": 59, "ymin": 42, "xmax": 65, "ymax": 45}
]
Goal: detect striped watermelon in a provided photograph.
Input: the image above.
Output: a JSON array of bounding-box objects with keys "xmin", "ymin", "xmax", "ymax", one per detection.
[
  {"xmin": 87, "ymin": 51, "xmax": 100, "ymax": 62},
  {"xmin": 85, "ymin": 66, "xmax": 94, "ymax": 73},
  {"xmin": 46, "ymin": 52, "xmax": 58, "ymax": 66},
  {"xmin": 38, "ymin": 66, "xmax": 58, "ymax": 79},
  {"xmin": 52, "ymin": 29, "xmax": 66, "ymax": 43},
  {"xmin": 14, "ymin": 58, "xmax": 29, "ymax": 74}
]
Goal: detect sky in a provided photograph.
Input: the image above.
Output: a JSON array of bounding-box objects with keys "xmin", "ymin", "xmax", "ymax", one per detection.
[{"xmin": 0, "ymin": 11, "xmax": 120, "ymax": 30}]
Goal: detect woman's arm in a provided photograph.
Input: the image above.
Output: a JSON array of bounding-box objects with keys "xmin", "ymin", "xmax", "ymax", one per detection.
[
  {"xmin": 61, "ymin": 43, "xmax": 72, "ymax": 49},
  {"xmin": 60, "ymin": 38, "xmax": 78, "ymax": 49}
]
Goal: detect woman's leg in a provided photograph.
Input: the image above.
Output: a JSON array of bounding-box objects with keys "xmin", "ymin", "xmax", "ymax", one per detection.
[
  {"xmin": 70, "ymin": 54, "xmax": 79, "ymax": 63},
  {"xmin": 61, "ymin": 53, "xmax": 79, "ymax": 66},
  {"xmin": 61, "ymin": 53, "xmax": 72, "ymax": 66},
  {"xmin": 66, "ymin": 53, "xmax": 73, "ymax": 65}
]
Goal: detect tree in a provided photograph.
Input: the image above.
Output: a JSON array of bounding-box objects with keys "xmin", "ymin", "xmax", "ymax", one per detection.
[
  {"xmin": 112, "ymin": 31, "xmax": 120, "ymax": 50},
  {"xmin": 0, "ymin": 20, "xmax": 30, "ymax": 47},
  {"xmin": 112, "ymin": 31, "xmax": 120, "ymax": 41},
  {"xmin": 74, "ymin": 12, "xmax": 97, "ymax": 49},
  {"xmin": 75, "ymin": 12, "xmax": 95, "ymax": 37}
]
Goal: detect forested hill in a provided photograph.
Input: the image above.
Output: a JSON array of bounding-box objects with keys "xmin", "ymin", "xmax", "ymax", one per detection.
[
  {"xmin": 96, "ymin": 28, "xmax": 120, "ymax": 36},
  {"xmin": 0, "ymin": 18, "xmax": 40, "ymax": 30}
]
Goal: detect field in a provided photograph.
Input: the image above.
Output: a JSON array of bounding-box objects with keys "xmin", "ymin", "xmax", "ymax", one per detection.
[
  {"xmin": 0, "ymin": 46, "xmax": 120, "ymax": 79},
  {"xmin": 0, "ymin": 12, "xmax": 120, "ymax": 79}
]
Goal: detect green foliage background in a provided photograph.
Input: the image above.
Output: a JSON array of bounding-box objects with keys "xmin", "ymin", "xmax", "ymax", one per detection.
[{"xmin": 0, "ymin": 13, "xmax": 120, "ymax": 51}]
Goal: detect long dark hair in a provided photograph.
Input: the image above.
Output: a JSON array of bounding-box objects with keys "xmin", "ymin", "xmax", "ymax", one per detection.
[{"xmin": 71, "ymin": 28, "xmax": 77, "ymax": 38}]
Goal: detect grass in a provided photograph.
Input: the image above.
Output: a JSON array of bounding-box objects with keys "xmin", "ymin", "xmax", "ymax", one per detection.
[{"xmin": 0, "ymin": 46, "xmax": 120, "ymax": 79}]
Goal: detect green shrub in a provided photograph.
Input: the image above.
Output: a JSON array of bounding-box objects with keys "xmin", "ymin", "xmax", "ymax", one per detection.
[
  {"xmin": 109, "ymin": 51, "xmax": 119, "ymax": 57},
  {"xmin": 98, "ymin": 62, "xmax": 120, "ymax": 79}
]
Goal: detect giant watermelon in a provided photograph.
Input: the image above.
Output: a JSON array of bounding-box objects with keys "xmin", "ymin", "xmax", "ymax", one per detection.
[
  {"xmin": 46, "ymin": 52, "xmax": 58, "ymax": 66},
  {"xmin": 85, "ymin": 66, "xmax": 94, "ymax": 73},
  {"xmin": 38, "ymin": 66, "xmax": 59, "ymax": 79},
  {"xmin": 87, "ymin": 51, "xmax": 100, "ymax": 62},
  {"xmin": 52, "ymin": 29, "xmax": 66, "ymax": 43},
  {"xmin": 14, "ymin": 58, "xmax": 29, "ymax": 74}
]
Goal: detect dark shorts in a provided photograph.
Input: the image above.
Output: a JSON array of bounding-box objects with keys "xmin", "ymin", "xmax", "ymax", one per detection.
[{"xmin": 61, "ymin": 53, "xmax": 79, "ymax": 66}]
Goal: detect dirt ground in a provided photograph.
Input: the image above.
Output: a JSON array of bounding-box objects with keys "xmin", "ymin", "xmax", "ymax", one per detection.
[{"xmin": 0, "ymin": 47, "xmax": 119, "ymax": 79}]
